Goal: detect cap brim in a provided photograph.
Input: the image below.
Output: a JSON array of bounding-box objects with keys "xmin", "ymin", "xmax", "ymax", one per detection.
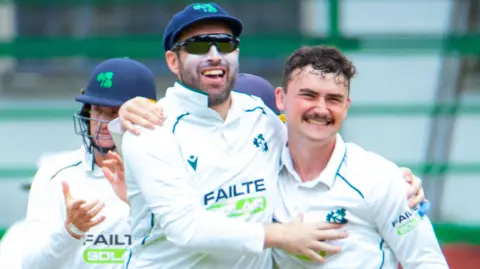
[
  {"xmin": 171, "ymin": 15, "xmax": 243, "ymax": 47},
  {"xmin": 75, "ymin": 95, "xmax": 123, "ymax": 108}
]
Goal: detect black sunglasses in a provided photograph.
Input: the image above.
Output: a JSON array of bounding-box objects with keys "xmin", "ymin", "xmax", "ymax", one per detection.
[{"xmin": 172, "ymin": 34, "xmax": 240, "ymax": 55}]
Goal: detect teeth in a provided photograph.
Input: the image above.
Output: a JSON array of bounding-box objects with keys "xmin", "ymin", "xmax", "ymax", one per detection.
[
  {"xmin": 202, "ymin": 70, "xmax": 224, "ymax": 76},
  {"xmin": 306, "ymin": 119, "xmax": 328, "ymax": 125}
]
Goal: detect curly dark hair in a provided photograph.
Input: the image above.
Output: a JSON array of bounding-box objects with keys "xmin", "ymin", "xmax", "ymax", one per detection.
[{"xmin": 281, "ymin": 46, "xmax": 356, "ymax": 92}]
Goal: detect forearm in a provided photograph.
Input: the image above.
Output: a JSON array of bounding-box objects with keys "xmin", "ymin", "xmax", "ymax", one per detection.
[
  {"xmin": 164, "ymin": 209, "xmax": 266, "ymax": 254},
  {"xmin": 263, "ymin": 223, "xmax": 285, "ymax": 249},
  {"xmin": 22, "ymin": 223, "xmax": 83, "ymax": 269}
]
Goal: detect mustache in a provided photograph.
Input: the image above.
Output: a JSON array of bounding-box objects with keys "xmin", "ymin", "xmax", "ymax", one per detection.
[
  {"xmin": 198, "ymin": 62, "xmax": 228, "ymax": 70},
  {"xmin": 303, "ymin": 113, "xmax": 333, "ymax": 123}
]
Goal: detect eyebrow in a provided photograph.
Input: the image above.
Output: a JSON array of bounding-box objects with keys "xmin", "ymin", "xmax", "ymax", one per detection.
[
  {"xmin": 298, "ymin": 88, "xmax": 317, "ymax": 95},
  {"xmin": 298, "ymin": 89, "xmax": 345, "ymax": 99},
  {"xmin": 326, "ymin": 93, "xmax": 346, "ymax": 99}
]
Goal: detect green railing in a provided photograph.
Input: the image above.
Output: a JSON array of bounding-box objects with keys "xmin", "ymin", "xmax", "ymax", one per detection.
[{"xmin": 1, "ymin": 34, "xmax": 480, "ymax": 59}]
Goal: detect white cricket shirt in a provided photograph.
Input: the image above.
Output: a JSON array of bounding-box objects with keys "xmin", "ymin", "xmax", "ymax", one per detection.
[
  {"xmin": 0, "ymin": 220, "xmax": 26, "ymax": 269},
  {"xmin": 23, "ymin": 147, "xmax": 131, "ymax": 269},
  {"xmin": 273, "ymin": 135, "xmax": 448, "ymax": 269},
  {"xmin": 120, "ymin": 82, "xmax": 286, "ymax": 269}
]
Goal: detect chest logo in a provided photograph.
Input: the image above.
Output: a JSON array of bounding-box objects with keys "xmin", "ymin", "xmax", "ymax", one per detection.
[
  {"xmin": 253, "ymin": 133, "xmax": 269, "ymax": 152},
  {"xmin": 326, "ymin": 208, "xmax": 348, "ymax": 224}
]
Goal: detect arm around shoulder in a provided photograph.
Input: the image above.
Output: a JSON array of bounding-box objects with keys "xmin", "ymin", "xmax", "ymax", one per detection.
[{"xmin": 368, "ymin": 159, "xmax": 448, "ymax": 269}]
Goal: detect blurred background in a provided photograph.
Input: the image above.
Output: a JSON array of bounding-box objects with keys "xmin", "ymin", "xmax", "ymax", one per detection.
[{"xmin": 0, "ymin": 0, "xmax": 479, "ymax": 267}]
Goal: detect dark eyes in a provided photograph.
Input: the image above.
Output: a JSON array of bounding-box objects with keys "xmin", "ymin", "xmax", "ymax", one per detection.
[{"xmin": 300, "ymin": 93, "xmax": 315, "ymax": 98}]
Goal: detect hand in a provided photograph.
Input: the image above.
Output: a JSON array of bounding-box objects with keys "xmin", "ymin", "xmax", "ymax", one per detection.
[
  {"xmin": 119, "ymin": 97, "xmax": 165, "ymax": 135},
  {"xmin": 102, "ymin": 151, "xmax": 127, "ymax": 203},
  {"xmin": 62, "ymin": 181, "xmax": 106, "ymax": 239},
  {"xmin": 401, "ymin": 167, "xmax": 425, "ymax": 208},
  {"xmin": 267, "ymin": 214, "xmax": 348, "ymax": 263}
]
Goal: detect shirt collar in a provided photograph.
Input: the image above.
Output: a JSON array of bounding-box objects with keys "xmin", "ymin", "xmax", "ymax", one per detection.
[
  {"xmin": 280, "ymin": 134, "xmax": 346, "ymax": 189},
  {"xmin": 165, "ymin": 81, "xmax": 243, "ymax": 123},
  {"xmin": 81, "ymin": 147, "xmax": 105, "ymax": 177}
]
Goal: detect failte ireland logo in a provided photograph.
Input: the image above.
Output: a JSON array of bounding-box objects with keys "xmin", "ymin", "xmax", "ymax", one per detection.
[
  {"xmin": 83, "ymin": 233, "xmax": 131, "ymax": 264},
  {"xmin": 203, "ymin": 179, "xmax": 267, "ymax": 218}
]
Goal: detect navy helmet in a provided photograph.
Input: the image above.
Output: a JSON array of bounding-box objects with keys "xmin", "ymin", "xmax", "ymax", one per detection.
[
  {"xmin": 234, "ymin": 73, "xmax": 281, "ymax": 116},
  {"xmin": 73, "ymin": 58, "xmax": 157, "ymax": 154}
]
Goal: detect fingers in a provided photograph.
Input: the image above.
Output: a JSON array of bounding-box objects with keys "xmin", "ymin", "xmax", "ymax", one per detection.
[
  {"xmin": 85, "ymin": 201, "xmax": 105, "ymax": 219},
  {"xmin": 125, "ymin": 100, "xmax": 158, "ymax": 129},
  {"xmin": 315, "ymin": 222, "xmax": 343, "ymax": 230},
  {"xmin": 88, "ymin": 215, "xmax": 106, "ymax": 227},
  {"xmin": 70, "ymin": 199, "xmax": 87, "ymax": 211},
  {"xmin": 119, "ymin": 97, "xmax": 165, "ymax": 135},
  {"xmin": 401, "ymin": 167, "xmax": 413, "ymax": 182},
  {"xmin": 67, "ymin": 200, "xmax": 105, "ymax": 232},
  {"xmin": 406, "ymin": 176, "xmax": 420, "ymax": 198},
  {"xmin": 102, "ymin": 166, "xmax": 116, "ymax": 185},
  {"xmin": 409, "ymin": 188, "xmax": 425, "ymax": 209},
  {"xmin": 302, "ymin": 249, "xmax": 326, "ymax": 263},
  {"xmin": 62, "ymin": 181, "xmax": 72, "ymax": 205},
  {"xmin": 313, "ymin": 229, "xmax": 348, "ymax": 241},
  {"xmin": 309, "ymin": 240, "xmax": 342, "ymax": 255},
  {"xmin": 121, "ymin": 119, "xmax": 141, "ymax": 135},
  {"xmin": 144, "ymin": 107, "xmax": 164, "ymax": 126},
  {"xmin": 108, "ymin": 151, "xmax": 124, "ymax": 165},
  {"xmin": 79, "ymin": 200, "xmax": 103, "ymax": 217}
]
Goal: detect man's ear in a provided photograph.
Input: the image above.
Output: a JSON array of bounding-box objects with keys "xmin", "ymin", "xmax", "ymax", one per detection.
[
  {"xmin": 165, "ymin": 50, "xmax": 180, "ymax": 77},
  {"xmin": 275, "ymin": 87, "xmax": 286, "ymax": 112}
]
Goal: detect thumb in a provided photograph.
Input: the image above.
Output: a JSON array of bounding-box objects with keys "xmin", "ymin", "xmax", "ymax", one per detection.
[
  {"xmin": 61, "ymin": 181, "xmax": 72, "ymax": 205},
  {"xmin": 111, "ymin": 151, "xmax": 124, "ymax": 166}
]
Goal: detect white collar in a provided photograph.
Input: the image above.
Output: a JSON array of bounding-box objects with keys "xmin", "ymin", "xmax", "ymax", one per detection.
[
  {"xmin": 81, "ymin": 147, "xmax": 105, "ymax": 177},
  {"xmin": 280, "ymin": 134, "xmax": 347, "ymax": 188},
  {"xmin": 165, "ymin": 81, "xmax": 243, "ymax": 123}
]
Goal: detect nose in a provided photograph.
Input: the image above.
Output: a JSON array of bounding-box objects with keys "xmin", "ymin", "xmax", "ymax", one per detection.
[
  {"xmin": 315, "ymin": 97, "xmax": 328, "ymax": 113},
  {"xmin": 206, "ymin": 44, "xmax": 221, "ymax": 63}
]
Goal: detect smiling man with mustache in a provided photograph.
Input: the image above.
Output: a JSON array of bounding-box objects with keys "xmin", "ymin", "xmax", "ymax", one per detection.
[{"xmin": 271, "ymin": 45, "xmax": 448, "ymax": 269}]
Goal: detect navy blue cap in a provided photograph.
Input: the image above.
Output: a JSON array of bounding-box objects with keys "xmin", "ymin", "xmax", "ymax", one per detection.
[
  {"xmin": 163, "ymin": 3, "xmax": 243, "ymax": 52},
  {"xmin": 235, "ymin": 73, "xmax": 281, "ymax": 115},
  {"xmin": 75, "ymin": 58, "xmax": 157, "ymax": 107}
]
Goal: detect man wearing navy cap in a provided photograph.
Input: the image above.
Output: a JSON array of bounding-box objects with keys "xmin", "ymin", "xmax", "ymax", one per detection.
[{"xmin": 22, "ymin": 58, "xmax": 157, "ymax": 269}]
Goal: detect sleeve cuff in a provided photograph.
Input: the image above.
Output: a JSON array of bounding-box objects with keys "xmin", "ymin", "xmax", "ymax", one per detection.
[
  {"xmin": 51, "ymin": 225, "xmax": 85, "ymax": 254},
  {"xmin": 241, "ymin": 223, "xmax": 266, "ymax": 254}
]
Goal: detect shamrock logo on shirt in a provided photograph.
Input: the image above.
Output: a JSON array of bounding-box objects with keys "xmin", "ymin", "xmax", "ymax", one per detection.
[
  {"xmin": 326, "ymin": 208, "xmax": 348, "ymax": 224},
  {"xmin": 253, "ymin": 134, "xmax": 268, "ymax": 152}
]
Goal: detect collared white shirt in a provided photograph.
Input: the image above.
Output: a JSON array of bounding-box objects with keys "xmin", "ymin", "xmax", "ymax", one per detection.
[
  {"xmin": 23, "ymin": 147, "xmax": 131, "ymax": 269},
  {"xmin": 273, "ymin": 135, "xmax": 448, "ymax": 269},
  {"xmin": 119, "ymin": 82, "xmax": 286, "ymax": 269}
]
